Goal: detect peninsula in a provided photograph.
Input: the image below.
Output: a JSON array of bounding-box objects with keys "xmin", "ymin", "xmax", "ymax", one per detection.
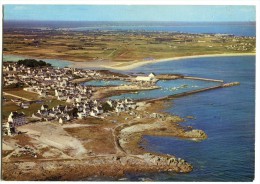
[
  {"xmin": 3, "ymin": 28, "xmax": 256, "ymax": 70},
  {"xmin": 2, "ymin": 60, "xmax": 239, "ymax": 180}
]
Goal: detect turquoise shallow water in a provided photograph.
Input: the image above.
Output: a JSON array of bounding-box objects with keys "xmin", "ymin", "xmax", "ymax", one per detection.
[
  {"xmin": 109, "ymin": 79, "xmax": 221, "ymax": 100},
  {"xmin": 3, "ymin": 55, "xmax": 72, "ymax": 68},
  {"xmin": 3, "ymin": 53, "xmax": 255, "ymax": 181},
  {"xmin": 83, "ymin": 80, "xmax": 130, "ymax": 86},
  {"xmin": 3, "ymin": 54, "xmax": 255, "ymax": 181},
  {"xmin": 3, "ymin": 21, "xmax": 256, "ymax": 181}
]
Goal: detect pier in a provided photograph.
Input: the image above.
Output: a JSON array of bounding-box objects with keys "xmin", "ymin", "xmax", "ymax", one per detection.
[
  {"xmin": 184, "ymin": 76, "xmax": 224, "ymax": 83},
  {"xmin": 169, "ymin": 84, "xmax": 223, "ymax": 98},
  {"xmin": 146, "ymin": 81, "xmax": 239, "ymax": 103}
]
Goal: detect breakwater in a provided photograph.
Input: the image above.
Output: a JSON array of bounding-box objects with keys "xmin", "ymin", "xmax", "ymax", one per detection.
[
  {"xmin": 146, "ymin": 81, "xmax": 240, "ymax": 103},
  {"xmin": 183, "ymin": 76, "xmax": 224, "ymax": 83}
]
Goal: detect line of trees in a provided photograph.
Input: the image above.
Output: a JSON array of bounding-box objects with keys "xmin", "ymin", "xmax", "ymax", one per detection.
[{"xmin": 17, "ymin": 59, "xmax": 52, "ymax": 67}]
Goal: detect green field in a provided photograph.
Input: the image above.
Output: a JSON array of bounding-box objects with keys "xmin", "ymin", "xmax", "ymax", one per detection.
[
  {"xmin": 3, "ymin": 29, "xmax": 256, "ymax": 63},
  {"xmin": 3, "ymin": 96, "xmax": 69, "ymax": 120},
  {"xmin": 3, "ymin": 89, "xmax": 40, "ymax": 100}
]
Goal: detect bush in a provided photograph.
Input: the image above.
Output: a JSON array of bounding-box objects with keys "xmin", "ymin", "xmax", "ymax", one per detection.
[
  {"xmin": 102, "ymin": 102, "xmax": 114, "ymax": 112},
  {"xmin": 17, "ymin": 59, "xmax": 52, "ymax": 67}
]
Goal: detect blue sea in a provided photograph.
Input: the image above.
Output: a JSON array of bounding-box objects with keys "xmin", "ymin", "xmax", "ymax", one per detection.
[
  {"xmin": 125, "ymin": 56, "xmax": 255, "ymax": 181},
  {"xmin": 110, "ymin": 79, "xmax": 221, "ymax": 100},
  {"xmin": 2, "ymin": 55, "xmax": 72, "ymax": 68},
  {"xmin": 4, "ymin": 21, "xmax": 256, "ymax": 37},
  {"xmin": 3, "ymin": 21, "xmax": 256, "ymax": 181}
]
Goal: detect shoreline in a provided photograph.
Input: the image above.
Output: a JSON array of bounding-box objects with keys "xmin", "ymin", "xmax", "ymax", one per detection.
[
  {"xmin": 3, "ymin": 52, "xmax": 255, "ymax": 71},
  {"xmin": 101, "ymin": 52, "xmax": 256, "ymax": 71},
  {"xmin": 2, "ymin": 52, "xmax": 254, "ymax": 181},
  {"xmin": 2, "ymin": 100, "xmax": 203, "ymax": 181}
]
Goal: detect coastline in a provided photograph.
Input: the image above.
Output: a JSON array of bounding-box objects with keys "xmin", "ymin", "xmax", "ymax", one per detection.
[
  {"xmin": 2, "ymin": 52, "xmax": 255, "ymax": 181},
  {"xmin": 3, "ymin": 52, "xmax": 255, "ymax": 71},
  {"xmin": 2, "ymin": 100, "xmax": 205, "ymax": 181},
  {"xmin": 101, "ymin": 53, "xmax": 256, "ymax": 71}
]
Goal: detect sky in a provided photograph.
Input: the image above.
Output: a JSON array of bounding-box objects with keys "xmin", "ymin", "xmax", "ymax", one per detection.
[{"xmin": 4, "ymin": 5, "xmax": 256, "ymax": 22}]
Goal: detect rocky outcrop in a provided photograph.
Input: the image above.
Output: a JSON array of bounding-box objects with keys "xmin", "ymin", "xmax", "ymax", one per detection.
[
  {"xmin": 2, "ymin": 153, "xmax": 193, "ymax": 181},
  {"xmin": 222, "ymin": 82, "xmax": 240, "ymax": 87},
  {"xmin": 184, "ymin": 129, "xmax": 208, "ymax": 140}
]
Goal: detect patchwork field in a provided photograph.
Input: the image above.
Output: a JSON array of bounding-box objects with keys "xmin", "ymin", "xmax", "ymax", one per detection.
[{"xmin": 3, "ymin": 29, "xmax": 255, "ymax": 64}]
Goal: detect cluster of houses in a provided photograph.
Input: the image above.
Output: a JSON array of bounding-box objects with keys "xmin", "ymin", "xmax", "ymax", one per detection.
[
  {"xmin": 31, "ymin": 98, "xmax": 138, "ymax": 123},
  {"xmin": 3, "ymin": 63, "xmax": 104, "ymax": 100},
  {"xmin": 3, "ymin": 98, "xmax": 138, "ymax": 135},
  {"xmin": 10, "ymin": 99, "xmax": 30, "ymax": 109},
  {"xmin": 2, "ymin": 62, "xmax": 152, "ymax": 136},
  {"xmin": 225, "ymin": 42, "xmax": 254, "ymax": 51}
]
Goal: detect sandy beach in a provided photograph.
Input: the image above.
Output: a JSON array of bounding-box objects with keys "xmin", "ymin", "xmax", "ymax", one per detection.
[
  {"xmin": 4, "ymin": 52, "xmax": 255, "ymax": 71},
  {"xmin": 101, "ymin": 53, "xmax": 256, "ymax": 71},
  {"xmin": 66, "ymin": 53, "xmax": 256, "ymax": 71}
]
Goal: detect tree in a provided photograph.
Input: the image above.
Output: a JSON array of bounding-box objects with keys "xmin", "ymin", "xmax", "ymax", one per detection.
[{"xmin": 17, "ymin": 59, "xmax": 52, "ymax": 67}]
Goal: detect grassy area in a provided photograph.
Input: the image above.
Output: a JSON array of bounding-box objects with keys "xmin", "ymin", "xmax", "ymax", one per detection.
[
  {"xmin": 3, "ymin": 89, "xmax": 40, "ymax": 100},
  {"xmin": 3, "ymin": 29, "xmax": 256, "ymax": 63},
  {"xmin": 64, "ymin": 125, "xmax": 116, "ymax": 154},
  {"xmin": 2, "ymin": 102, "xmax": 21, "ymax": 120},
  {"xmin": 3, "ymin": 96, "xmax": 69, "ymax": 120}
]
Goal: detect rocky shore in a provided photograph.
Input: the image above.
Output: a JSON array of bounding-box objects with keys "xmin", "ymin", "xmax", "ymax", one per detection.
[
  {"xmin": 2, "ymin": 97, "xmax": 207, "ymax": 181},
  {"xmin": 2, "ymin": 152, "xmax": 193, "ymax": 181}
]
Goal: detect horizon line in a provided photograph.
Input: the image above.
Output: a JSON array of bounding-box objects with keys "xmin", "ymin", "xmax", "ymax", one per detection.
[{"xmin": 4, "ymin": 20, "xmax": 256, "ymax": 23}]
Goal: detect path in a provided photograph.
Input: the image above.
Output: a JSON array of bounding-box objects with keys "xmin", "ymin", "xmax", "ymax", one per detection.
[{"xmin": 3, "ymin": 92, "xmax": 31, "ymax": 101}]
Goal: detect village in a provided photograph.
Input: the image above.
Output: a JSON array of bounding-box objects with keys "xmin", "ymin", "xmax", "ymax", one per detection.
[
  {"xmin": 1, "ymin": 60, "xmax": 239, "ymax": 181},
  {"xmin": 2, "ymin": 61, "xmax": 161, "ymax": 136}
]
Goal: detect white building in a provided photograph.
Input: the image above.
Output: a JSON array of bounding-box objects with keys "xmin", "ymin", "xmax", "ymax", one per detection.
[
  {"xmin": 77, "ymin": 112, "xmax": 87, "ymax": 119},
  {"xmin": 135, "ymin": 73, "xmax": 157, "ymax": 82}
]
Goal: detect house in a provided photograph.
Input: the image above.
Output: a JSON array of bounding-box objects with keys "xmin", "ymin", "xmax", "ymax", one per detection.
[
  {"xmin": 77, "ymin": 112, "xmax": 87, "ymax": 119},
  {"xmin": 37, "ymin": 110, "xmax": 49, "ymax": 116},
  {"xmin": 48, "ymin": 111, "xmax": 57, "ymax": 117},
  {"xmin": 6, "ymin": 78, "xmax": 18, "ymax": 85},
  {"xmin": 59, "ymin": 117, "xmax": 67, "ymax": 124},
  {"xmin": 93, "ymin": 106, "xmax": 103, "ymax": 115},
  {"xmin": 21, "ymin": 102, "xmax": 30, "ymax": 109},
  {"xmin": 89, "ymin": 110, "xmax": 97, "ymax": 117},
  {"xmin": 57, "ymin": 95, "xmax": 67, "ymax": 101},
  {"xmin": 135, "ymin": 73, "xmax": 157, "ymax": 82},
  {"xmin": 66, "ymin": 114, "xmax": 72, "ymax": 121},
  {"xmin": 75, "ymin": 96, "xmax": 82, "ymax": 103},
  {"xmin": 115, "ymin": 104, "xmax": 125, "ymax": 113},
  {"xmin": 55, "ymin": 89, "xmax": 64, "ymax": 97},
  {"xmin": 5, "ymin": 122, "xmax": 17, "ymax": 135},
  {"xmin": 32, "ymin": 113, "xmax": 43, "ymax": 119},
  {"xmin": 148, "ymin": 72, "xmax": 156, "ymax": 79},
  {"xmin": 8, "ymin": 112, "xmax": 27, "ymax": 127},
  {"xmin": 57, "ymin": 105, "xmax": 66, "ymax": 113},
  {"xmin": 66, "ymin": 96, "xmax": 74, "ymax": 103},
  {"xmin": 59, "ymin": 80, "xmax": 68, "ymax": 87},
  {"xmin": 38, "ymin": 90, "xmax": 47, "ymax": 97},
  {"xmin": 83, "ymin": 108, "xmax": 90, "ymax": 114},
  {"xmin": 41, "ymin": 105, "xmax": 49, "ymax": 111}
]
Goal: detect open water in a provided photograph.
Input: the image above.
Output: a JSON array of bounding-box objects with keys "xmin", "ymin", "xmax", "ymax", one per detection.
[
  {"xmin": 126, "ymin": 56, "xmax": 255, "ymax": 181},
  {"xmin": 2, "ymin": 21, "xmax": 256, "ymax": 181}
]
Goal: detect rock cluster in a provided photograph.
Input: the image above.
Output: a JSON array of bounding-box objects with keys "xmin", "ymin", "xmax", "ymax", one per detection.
[{"xmin": 184, "ymin": 129, "xmax": 208, "ymax": 139}]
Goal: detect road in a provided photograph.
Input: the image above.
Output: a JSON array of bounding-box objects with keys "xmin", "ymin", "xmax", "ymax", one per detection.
[{"xmin": 3, "ymin": 92, "xmax": 31, "ymax": 101}]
